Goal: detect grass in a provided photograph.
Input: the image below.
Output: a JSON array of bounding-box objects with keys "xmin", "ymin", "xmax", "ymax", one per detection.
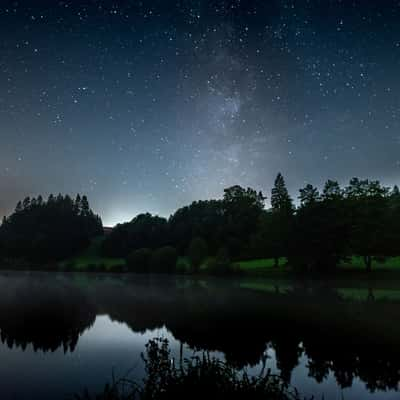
[
  {"xmin": 340, "ymin": 256, "xmax": 400, "ymax": 270},
  {"xmin": 239, "ymin": 281, "xmax": 293, "ymax": 293},
  {"xmin": 60, "ymin": 236, "xmax": 400, "ymax": 276},
  {"xmin": 76, "ymin": 337, "xmax": 305, "ymax": 400},
  {"xmin": 236, "ymin": 258, "xmax": 287, "ymax": 271},
  {"xmin": 337, "ymin": 288, "xmax": 400, "ymax": 301},
  {"xmin": 60, "ymin": 237, "xmax": 125, "ymax": 271},
  {"xmin": 237, "ymin": 256, "xmax": 400, "ymax": 274}
]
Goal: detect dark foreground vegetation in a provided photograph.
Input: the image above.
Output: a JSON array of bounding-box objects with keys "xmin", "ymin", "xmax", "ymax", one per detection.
[
  {"xmin": 1, "ymin": 174, "xmax": 400, "ymax": 274},
  {"xmin": 75, "ymin": 337, "xmax": 304, "ymax": 400}
]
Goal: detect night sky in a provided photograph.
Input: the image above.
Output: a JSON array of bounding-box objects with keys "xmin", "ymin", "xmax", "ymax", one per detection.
[{"xmin": 1, "ymin": 1, "xmax": 399, "ymax": 226}]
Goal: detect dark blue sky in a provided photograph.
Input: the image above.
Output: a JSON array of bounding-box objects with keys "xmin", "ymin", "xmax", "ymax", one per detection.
[{"xmin": 1, "ymin": 0, "xmax": 399, "ymax": 225}]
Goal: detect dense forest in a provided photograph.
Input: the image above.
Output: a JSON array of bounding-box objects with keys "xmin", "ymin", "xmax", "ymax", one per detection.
[
  {"xmin": 0, "ymin": 194, "xmax": 102, "ymax": 264},
  {"xmin": 102, "ymin": 174, "xmax": 400, "ymax": 274},
  {"xmin": 1, "ymin": 174, "xmax": 400, "ymax": 273}
]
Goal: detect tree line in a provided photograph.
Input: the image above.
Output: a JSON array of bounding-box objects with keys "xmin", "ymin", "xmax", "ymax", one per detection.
[
  {"xmin": 1, "ymin": 174, "xmax": 399, "ymax": 273},
  {"xmin": 102, "ymin": 174, "xmax": 400, "ymax": 273},
  {"xmin": 0, "ymin": 194, "xmax": 103, "ymax": 264}
]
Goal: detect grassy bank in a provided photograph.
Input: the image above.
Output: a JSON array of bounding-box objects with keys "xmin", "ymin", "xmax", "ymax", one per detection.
[
  {"xmin": 59, "ymin": 237, "xmax": 400, "ymax": 276},
  {"xmin": 60, "ymin": 237, "xmax": 124, "ymax": 271},
  {"xmin": 339, "ymin": 255, "xmax": 400, "ymax": 270}
]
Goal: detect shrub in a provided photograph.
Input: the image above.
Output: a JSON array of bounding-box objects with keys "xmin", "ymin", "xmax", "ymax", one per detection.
[
  {"xmin": 149, "ymin": 246, "xmax": 178, "ymax": 273},
  {"xmin": 175, "ymin": 257, "xmax": 190, "ymax": 274},
  {"xmin": 76, "ymin": 338, "xmax": 305, "ymax": 400},
  {"xmin": 126, "ymin": 248, "xmax": 152, "ymax": 273},
  {"xmin": 206, "ymin": 247, "xmax": 237, "ymax": 276}
]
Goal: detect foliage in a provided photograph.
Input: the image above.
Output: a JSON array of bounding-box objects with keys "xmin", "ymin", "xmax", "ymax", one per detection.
[
  {"xmin": 2, "ymin": 174, "xmax": 400, "ymax": 275},
  {"xmin": 223, "ymin": 185, "xmax": 265, "ymax": 209},
  {"xmin": 271, "ymin": 173, "xmax": 294, "ymax": 214},
  {"xmin": 75, "ymin": 338, "xmax": 304, "ymax": 400},
  {"xmin": 288, "ymin": 177, "xmax": 400, "ymax": 273},
  {"xmin": 126, "ymin": 248, "xmax": 152, "ymax": 273},
  {"xmin": 288, "ymin": 199, "xmax": 351, "ymax": 272},
  {"xmin": 102, "ymin": 214, "xmax": 169, "ymax": 258},
  {"xmin": 206, "ymin": 247, "xmax": 237, "ymax": 275},
  {"xmin": 345, "ymin": 179, "xmax": 392, "ymax": 271},
  {"xmin": 187, "ymin": 237, "xmax": 208, "ymax": 273},
  {"xmin": 251, "ymin": 211, "xmax": 291, "ymax": 268},
  {"xmin": 168, "ymin": 200, "xmax": 225, "ymax": 255},
  {"xmin": 322, "ymin": 180, "xmax": 342, "ymax": 201},
  {"xmin": 0, "ymin": 194, "xmax": 102, "ymax": 263},
  {"xmin": 149, "ymin": 246, "xmax": 178, "ymax": 273},
  {"xmin": 169, "ymin": 187, "xmax": 265, "ymax": 261},
  {"xmin": 60, "ymin": 237, "xmax": 124, "ymax": 271},
  {"xmin": 175, "ymin": 257, "xmax": 191, "ymax": 274},
  {"xmin": 221, "ymin": 185, "xmax": 265, "ymax": 259},
  {"xmin": 298, "ymin": 184, "xmax": 320, "ymax": 207}
]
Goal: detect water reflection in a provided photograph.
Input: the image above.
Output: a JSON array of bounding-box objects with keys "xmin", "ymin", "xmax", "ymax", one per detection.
[
  {"xmin": 0, "ymin": 275, "xmax": 96, "ymax": 352},
  {"xmin": 0, "ymin": 272, "xmax": 399, "ymax": 398}
]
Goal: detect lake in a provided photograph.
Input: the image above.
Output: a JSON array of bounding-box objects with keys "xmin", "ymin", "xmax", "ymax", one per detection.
[{"xmin": 0, "ymin": 272, "xmax": 399, "ymax": 399}]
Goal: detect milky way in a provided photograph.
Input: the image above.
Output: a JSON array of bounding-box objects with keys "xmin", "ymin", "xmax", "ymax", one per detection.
[{"xmin": 0, "ymin": 1, "xmax": 399, "ymax": 225}]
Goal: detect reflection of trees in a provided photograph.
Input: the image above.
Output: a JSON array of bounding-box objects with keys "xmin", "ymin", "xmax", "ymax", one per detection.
[
  {"xmin": 97, "ymin": 277, "xmax": 400, "ymax": 392},
  {"xmin": 272, "ymin": 337, "xmax": 302, "ymax": 383},
  {"xmin": 304, "ymin": 320, "xmax": 400, "ymax": 392},
  {"xmin": 99, "ymin": 277, "xmax": 270, "ymax": 367},
  {"xmin": 0, "ymin": 274, "xmax": 399, "ymax": 392},
  {"xmin": 0, "ymin": 275, "xmax": 96, "ymax": 352}
]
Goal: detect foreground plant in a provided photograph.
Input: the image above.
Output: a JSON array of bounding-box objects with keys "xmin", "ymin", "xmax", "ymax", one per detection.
[{"xmin": 74, "ymin": 338, "xmax": 307, "ymax": 400}]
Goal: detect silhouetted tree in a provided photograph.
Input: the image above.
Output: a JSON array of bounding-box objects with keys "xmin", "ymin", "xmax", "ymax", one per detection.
[
  {"xmin": 169, "ymin": 200, "xmax": 225, "ymax": 255},
  {"xmin": 271, "ymin": 173, "xmax": 293, "ymax": 214},
  {"xmin": 267, "ymin": 174, "xmax": 294, "ymax": 267},
  {"xmin": 22, "ymin": 197, "xmax": 31, "ymax": 210},
  {"xmin": 74, "ymin": 194, "xmax": 82, "ymax": 214},
  {"xmin": 299, "ymin": 184, "xmax": 320, "ymax": 207},
  {"xmin": 322, "ymin": 180, "xmax": 343, "ymax": 201},
  {"xmin": 223, "ymin": 185, "xmax": 265, "ymax": 210},
  {"xmin": 345, "ymin": 178, "xmax": 390, "ymax": 272},
  {"xmin": 288, "ymin": 198, "xmax": 351, "ymax": 272},
  {"xmin": 15, "ymin": 201, "xmax": 22, "ymax": 213},
  {"xmin": 221, "ymin": 185, "xmax": 265, "ymax": 258},
  {"xmin": 0, "ymin": 194, "xmax": 102, "ymax": 264},
  {"xmin": 102, "ymin": 213, "xmax": 169, "ymax": 257},
  {"xmin": 81, "ymin": 195, "xmax": 90, "ymax": 217},
  {"xmin": 37, "ymin": 195, "xmax": 43, "ymax": 206}
]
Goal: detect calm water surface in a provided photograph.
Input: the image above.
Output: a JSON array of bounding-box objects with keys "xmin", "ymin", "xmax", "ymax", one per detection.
[{"xmin": 0, "ymin": 272, "xmax": 399, "ymax": 400}]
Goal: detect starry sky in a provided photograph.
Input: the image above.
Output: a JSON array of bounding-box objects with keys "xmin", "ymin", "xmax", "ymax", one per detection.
[{"xmin": 0, "ymin": 0, "xmax": 399, "ymax": 226}]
